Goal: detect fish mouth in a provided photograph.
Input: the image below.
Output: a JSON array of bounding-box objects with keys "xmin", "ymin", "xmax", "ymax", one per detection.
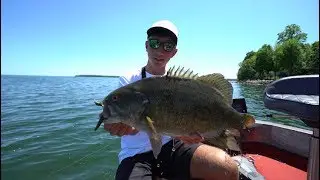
[
  {"xmin": 94, "ymin": 105, "xmax": 123, "ymax": 131},
  {"xmin": 94, "ymin": 105, "xmax": 111, "ymax": 131},
  {"xmin": 94, "ymin": 115, "xmax": 104, "ymax": 131}
]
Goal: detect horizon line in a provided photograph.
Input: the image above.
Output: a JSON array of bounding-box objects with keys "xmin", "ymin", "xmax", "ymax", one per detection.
[{"xmin": 1, "ymin": 74, "xmax": 238, "ymax": 80}]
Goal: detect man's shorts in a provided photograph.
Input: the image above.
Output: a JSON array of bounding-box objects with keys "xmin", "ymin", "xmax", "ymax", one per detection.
[{"xmin": 115, "ymin": 139, "xmax": 202, "ymax": 180}]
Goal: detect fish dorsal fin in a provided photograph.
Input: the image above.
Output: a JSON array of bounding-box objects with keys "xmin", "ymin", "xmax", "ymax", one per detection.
[
  {"xmin": 166, "ymin": 66, "xmax": 199, "ymax": 79},
  {"xmin": 197, "ymin": 73, "xmax": 233, "ymax": 105}
]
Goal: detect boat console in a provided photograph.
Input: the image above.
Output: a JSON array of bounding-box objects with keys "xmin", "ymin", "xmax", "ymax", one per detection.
[
  {"xmin": 227, "ymin": 75, "xmax": 319, "ymax": 180},
  {"xmin": 263, "ymin": 74, "xmax": 319, "ymax": 180}
]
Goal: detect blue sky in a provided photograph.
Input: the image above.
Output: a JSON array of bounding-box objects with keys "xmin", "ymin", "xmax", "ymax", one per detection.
[{"xmin": 1, "ymin": 0, "xmax": 319, "ymax": 78}]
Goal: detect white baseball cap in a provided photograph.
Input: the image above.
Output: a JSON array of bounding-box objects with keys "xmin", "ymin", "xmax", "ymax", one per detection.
[{"xmin": 147, "ymin": 20, "xmax": 179, "ymax": 43}]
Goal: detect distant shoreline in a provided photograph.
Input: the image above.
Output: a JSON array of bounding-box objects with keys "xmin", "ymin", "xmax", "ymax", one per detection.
[
  {"xmin": 74, "ymin": 75, "xmax": 119, "ymax": 78},
  {"xmin": 238, "ymin": 79, "xmax": 274, "ymax": 85},
  {"xmin": 73, "ymin": 76, "xmax": 273, "ymax": 84},
  {"xmin": 228, "ymin": 78, "xmax": 274, "ymax": 85}
]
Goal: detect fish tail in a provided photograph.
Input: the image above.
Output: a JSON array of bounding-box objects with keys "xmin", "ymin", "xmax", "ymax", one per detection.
[{"xmin": 242, "ymin": 114, "xmax": 255, "ymax": 129}]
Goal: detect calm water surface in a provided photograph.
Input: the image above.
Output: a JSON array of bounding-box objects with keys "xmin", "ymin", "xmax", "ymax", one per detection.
[{"xmin": 1, "ymin": 75, "xmax": 309, "ymax": 180}]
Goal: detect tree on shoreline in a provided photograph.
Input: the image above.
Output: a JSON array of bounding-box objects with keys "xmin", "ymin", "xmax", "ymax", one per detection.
[
  {"xmin": 237, "ymin": 24, "xmax": 319, "ymax": 81},
  {"xmin": 255, "ymin": 44, "xmax": 274, "ymax": 79},
  {"xmin": 237, "ymin": 54, "xmax": 257, "ymax": 80},
  {"xmin": 276, "ymin": 24, "xmax": 307, "ymax": 45}
]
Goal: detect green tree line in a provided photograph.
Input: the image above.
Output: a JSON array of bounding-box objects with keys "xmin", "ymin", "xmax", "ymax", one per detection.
[{"xmin": 237, "ymin": 24, "xmax": 319, "ymax": 81}]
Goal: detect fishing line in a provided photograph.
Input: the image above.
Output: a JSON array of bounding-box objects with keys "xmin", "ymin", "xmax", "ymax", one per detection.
[{"xmin": 47, "ymin": 143, "xmax": 111, "ymax": 178}]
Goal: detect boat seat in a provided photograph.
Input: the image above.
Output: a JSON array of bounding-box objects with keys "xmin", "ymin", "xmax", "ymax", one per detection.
[
  {"xmin": 239, "ymin": 154, "xmax": 307, "ymax": 180},
  {"xmin": 263, "ymin": 75, "xmax": 319, "ymax": 128}
]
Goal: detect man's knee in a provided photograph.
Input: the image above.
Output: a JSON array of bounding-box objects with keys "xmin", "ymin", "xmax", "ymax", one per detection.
[
  {"xmin": 116, "ymin": 157, "xmax": 153, "ymax": 180},
  {"xmin": 190, "ymin": 144, "xmax": 239, "ymax": 180}
]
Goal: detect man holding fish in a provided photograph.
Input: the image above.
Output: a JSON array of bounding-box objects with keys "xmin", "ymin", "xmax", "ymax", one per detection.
[{"xmin": 97, "ymin": 20, "xmax": 255, "ymax": 180}]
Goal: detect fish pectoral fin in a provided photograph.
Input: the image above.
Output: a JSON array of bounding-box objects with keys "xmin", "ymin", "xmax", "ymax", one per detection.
[
  {"xmin": 145, "ymin": 116, "xmax": 157, "ymax": 133},
  {"xmin": 145, "ymin": 116, "xmax": 162, "ymax": 159},
  {"xmin": 148, "ymin": 134, "xmax": 163, "ymax": 159}
]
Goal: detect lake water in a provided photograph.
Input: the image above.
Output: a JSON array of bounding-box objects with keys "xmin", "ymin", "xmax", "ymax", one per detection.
[{"xmin": 1, "ymin": 75, "xmax": 310, "ymax": 180}]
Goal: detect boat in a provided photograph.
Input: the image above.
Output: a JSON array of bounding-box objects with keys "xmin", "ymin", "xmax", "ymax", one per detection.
[{"xmin": 213, "ymin": 75, "xmax": 319, "ymax": 180}]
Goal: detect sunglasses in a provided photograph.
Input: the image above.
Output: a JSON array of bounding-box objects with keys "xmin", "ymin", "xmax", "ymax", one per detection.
[{"xmin": 148, "ymin": 39, "xmax": 176, "ymax": 52}]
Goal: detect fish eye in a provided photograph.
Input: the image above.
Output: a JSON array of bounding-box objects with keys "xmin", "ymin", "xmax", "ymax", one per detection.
[{"xmin": 112, "ymin": 95, "xmax": 119, "ymax": 101}]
